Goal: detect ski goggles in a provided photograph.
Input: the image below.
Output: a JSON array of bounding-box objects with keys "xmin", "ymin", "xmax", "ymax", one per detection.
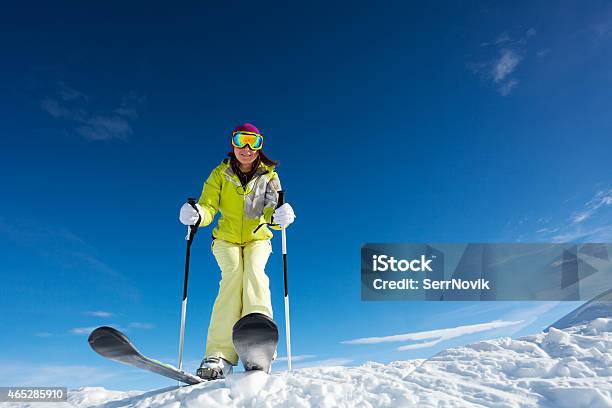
[{"xmin": 231, "ymin": 131, "xmax": 264, "ymax": 150}]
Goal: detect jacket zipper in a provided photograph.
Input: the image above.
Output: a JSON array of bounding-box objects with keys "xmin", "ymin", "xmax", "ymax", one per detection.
[
  {"xmin": 241, "ymin": 174, "xmax": 263, "ymax": 244},
  {"xmin": 231, "ymin": 164, "xmax": 268, "ymax": 245}
]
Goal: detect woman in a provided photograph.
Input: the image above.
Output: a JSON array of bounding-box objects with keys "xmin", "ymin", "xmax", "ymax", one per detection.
[{"xmin": 179, "ymin": 123, "xmax": 295, "ymax": 380}]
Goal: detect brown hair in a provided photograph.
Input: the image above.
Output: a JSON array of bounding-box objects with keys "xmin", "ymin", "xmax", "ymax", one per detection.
[{"xmin": 227, "ymin": 150, "xmax": 278, "ymax": 167}]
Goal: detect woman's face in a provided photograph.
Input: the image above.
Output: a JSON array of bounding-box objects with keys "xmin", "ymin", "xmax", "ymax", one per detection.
[{"xmin": 233, "ymin": 145, "xmax": 259, "ymax": 168}]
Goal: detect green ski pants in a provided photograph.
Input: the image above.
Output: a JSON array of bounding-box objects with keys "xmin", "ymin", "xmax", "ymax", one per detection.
[{"xmin": 205, "ymin": 239, "xmax": 273, "ymax": 365}]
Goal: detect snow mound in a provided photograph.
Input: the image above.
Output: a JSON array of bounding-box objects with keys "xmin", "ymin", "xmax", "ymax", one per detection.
[
  {"xmin": 415, "ymin": 318, "xmax": 612, "ymax": 407},
  {"xmin": 548, "ymin": 288, "xmax": 612, "ymax": 330},
  {"xmin": 11, "ymin": 319, "xmax": 612, "ymax": 407}
]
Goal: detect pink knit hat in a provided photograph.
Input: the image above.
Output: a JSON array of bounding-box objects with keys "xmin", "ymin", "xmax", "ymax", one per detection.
[{"xmin": 233, "ymin": 123, "xmax": 261, "ymax": 135}]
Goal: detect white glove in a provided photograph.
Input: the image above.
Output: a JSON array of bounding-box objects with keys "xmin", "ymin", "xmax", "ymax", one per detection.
[
  {"xmin": 179, "ymin": 202, "xmax": 202, "ymax": 226},
  {"xmin": 273, "ymin": 203, "xmax": 295, "ymax": 227}
]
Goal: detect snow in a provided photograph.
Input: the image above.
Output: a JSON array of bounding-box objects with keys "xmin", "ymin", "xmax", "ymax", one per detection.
[
  {"xmin": 226, "ymin": 371, "xmax": 271, "ymax": 400},
  {"xmin": 6, "ymin": 318, "xmax": 612, "ymax": 407}
]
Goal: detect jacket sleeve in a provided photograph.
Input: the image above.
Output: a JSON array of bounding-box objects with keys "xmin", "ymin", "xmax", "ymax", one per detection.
[
  {"xmin": 197, "ymin": 167, "xmax": 222, "ymax": 227},
  {"xmin": 262, "ymin": 172, "xmax": 282, "ymax": 230}
]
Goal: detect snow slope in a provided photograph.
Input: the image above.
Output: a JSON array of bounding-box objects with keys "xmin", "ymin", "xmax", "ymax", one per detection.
[{"xmin": 6, "ymin": 317, "xmax": 612, "ymax": 408}]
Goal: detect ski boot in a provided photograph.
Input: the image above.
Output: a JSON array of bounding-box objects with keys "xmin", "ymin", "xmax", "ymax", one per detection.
[{"xmin": 196, "ymin": 356, "xmax": 233, "ymax": 380}]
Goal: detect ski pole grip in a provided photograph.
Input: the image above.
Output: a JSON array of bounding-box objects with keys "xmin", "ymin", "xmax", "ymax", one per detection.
[
  {"xmin": 186, "ymin": 197, "xmax": 201, "ymax": 237},
  {"xmin": 277, "ymin": 190, "xmax": 285, "ymax": 208}
]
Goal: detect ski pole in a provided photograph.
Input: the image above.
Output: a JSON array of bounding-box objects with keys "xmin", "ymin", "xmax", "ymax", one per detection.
[
  {"xmin": 178, "ymin": 198, "xmax": 201, "ymax": 373},
  {"xmin": 277, "ymin": 191, "xmax": 293, "ymax": 371}
]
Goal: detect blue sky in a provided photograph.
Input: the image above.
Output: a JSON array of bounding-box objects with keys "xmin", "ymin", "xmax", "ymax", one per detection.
[{"xmin": 1, "ymin": 1, "xmax": 612, "ymax": 391}]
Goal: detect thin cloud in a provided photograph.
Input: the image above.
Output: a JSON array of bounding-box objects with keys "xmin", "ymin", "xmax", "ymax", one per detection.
[
  {"xmin": 129, "ymin": 322, "xmax": 155, "ymax": 330},
  {"xmin": 551, "ymin": 225, "xmax": 612, "ymax": 243},
  {"xmin": 494, "ymin": 302, "xmax": 561, "ymax": 337},
  {"xmin": 493, "ymin": 50, "xmax": 521, "ymax": 83},
  {"xmin": 0, "ymin": 362, "xmax": 119, "ymax": 388},
  {"xmin": 467, "ymin": 49, "xmax": 523, "ymax": 96},
  {"xmin": 71, "ymin": 324, "xmax": 123, "ymax": 335},
  {"xmin": 536, "ymin": 48, "xmax": 550, "ymax": 57},
  {"xmin": 85, "ymin": 311, "xmax": 114, "ymax": 318},
  {"xmin": 469, "ymin": 28, "xmax": 537, "ymax": 96},
  {"xmin": 495, "ymin": 32, "xmax": 512, "ymax": 44},
  {"xmin": 40, "ymin": 98, "xmax": 85, "ymax": 121},
  {"xmin": 571, "ymin": 188, "xmax": 612, "ymax": 224},
  {"xmin": 480, "ymin": 32, "xmax": 512, "ymax": 47},
  {"xmin": 480, "ymin": 32, "xmax": 513, "ymax": 47},
  {"xmin": 58, "ymin": 81, "xmax": 89, "ymax": 102},
  {"xmin": 115, "ymin": 90, "xmax": 146, "ymax": 119},
  {"xmin": 437, "ymin": 302, "xmax": 521, "ymax": 321},
  {"xmin": 75, "ymin": 115, "xmax": 133, "ymax": 141},
  {"xmin": 536, "ymin": 227, "xmax": 559, "ymax": 234},
  {"xmin": 275, "ymin": 354, "xmax": 316, "ymax": 362},
  {"xmin": 342, "ymin": 320, "xmax": 523, "ymax": 351},
  {"xmin": 524, "ymin": 187, "xmax": 612, "ymax": 243},
  {"xmin": 71, "ymin": 326, "xmax": 103, "ymax": 335},
  {"xmin": 40, "ymin": 82, "xmax": 144, "ymax": 141},
  {"xmin": 498, "ymin": 78, "xmax": 519, "ymax": 96},
  {"xmin": 397, "ymin": 339, "xmax": 442, "ymax": 351}
]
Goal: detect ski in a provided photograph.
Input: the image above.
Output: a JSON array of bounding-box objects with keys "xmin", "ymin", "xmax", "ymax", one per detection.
[
  {"xmin": 88, "ymin": 326, "xmax": 204, "ymax": 385},
  {"xmin": 232, "ymin": 313, "xmax": 279, "ymax": 373}
]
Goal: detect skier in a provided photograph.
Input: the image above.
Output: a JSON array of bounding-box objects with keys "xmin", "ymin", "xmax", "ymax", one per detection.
[{"xmin": 178, "ymin": 123, "xmax": 295, "ymax": 380}]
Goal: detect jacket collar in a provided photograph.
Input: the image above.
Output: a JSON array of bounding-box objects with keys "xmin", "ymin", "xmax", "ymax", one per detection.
[{"xmin": 223, "ymin": 157, "xmax": 274, "ymax": 177}]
